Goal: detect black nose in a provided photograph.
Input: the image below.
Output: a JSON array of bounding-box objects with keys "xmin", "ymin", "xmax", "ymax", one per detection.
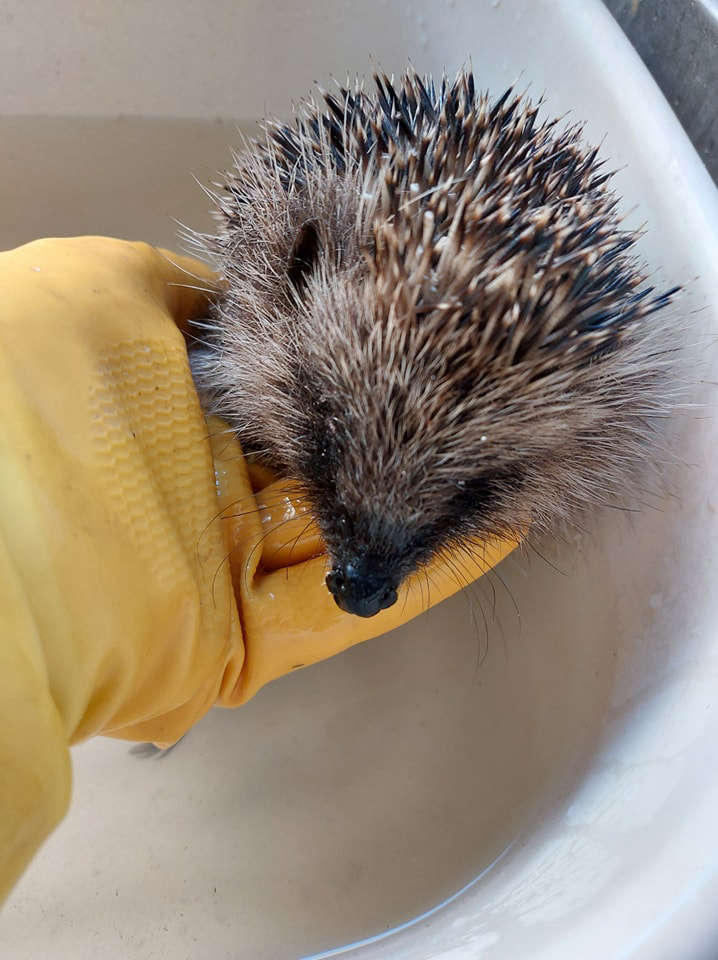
[{"xmin": 326, "ymin": 563, "xmax": 399, "ymax": 618}]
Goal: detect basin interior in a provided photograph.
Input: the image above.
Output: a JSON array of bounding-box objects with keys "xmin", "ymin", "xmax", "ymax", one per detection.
[{"xmin": 1, "ymin": 2, "xmax": 718, "ymax": 959}]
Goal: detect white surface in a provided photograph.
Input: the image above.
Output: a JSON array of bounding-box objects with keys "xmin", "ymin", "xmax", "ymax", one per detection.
[{"xmin": 1, "ymin": 1, "xmax": 718, "ymax": 958}]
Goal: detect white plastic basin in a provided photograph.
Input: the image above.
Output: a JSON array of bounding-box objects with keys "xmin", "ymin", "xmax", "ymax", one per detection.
[{"xmin": 1, "ymin": 2, "xmax": 717, "ymax": 958}]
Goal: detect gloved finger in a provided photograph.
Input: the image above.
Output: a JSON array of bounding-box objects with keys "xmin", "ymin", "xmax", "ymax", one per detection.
[
  {"xmin": 246, "ymin": 461, "xmax": 283, "ymax": 493},
  {"xmin": 255, "ymin": 480, "xmax": 324, "ymax": 571},
  {"xmin": 232, "ymin": 534, "xmax": 519, "ymax": 705}
]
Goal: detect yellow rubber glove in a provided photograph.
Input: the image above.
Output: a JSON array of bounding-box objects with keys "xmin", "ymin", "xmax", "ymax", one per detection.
[{"xmin": 0, "ymin": 236, "xmax": 519, "ymax": 903}]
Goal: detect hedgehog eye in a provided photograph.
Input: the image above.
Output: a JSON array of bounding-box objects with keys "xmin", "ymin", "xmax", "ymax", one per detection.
[{"xmin": 288, "ymin": 219, "xmax": 321, "ymax": 293}]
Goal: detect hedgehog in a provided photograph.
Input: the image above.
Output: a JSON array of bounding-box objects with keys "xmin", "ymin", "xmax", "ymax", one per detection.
[{"xmin": 187, "ymin": 68, "xmax": 681, "ymax": 618}]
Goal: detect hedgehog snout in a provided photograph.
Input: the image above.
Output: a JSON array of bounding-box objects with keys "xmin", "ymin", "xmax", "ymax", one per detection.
[
  {"xmin": 318, "ymin": 494, "xmax": 437, "ymax": 617},
  {"xmin": 325, "ymin": 561, "xmax": 400, "ymax": 618}
]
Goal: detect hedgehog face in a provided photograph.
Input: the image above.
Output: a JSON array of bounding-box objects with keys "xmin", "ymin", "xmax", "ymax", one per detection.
[{"xmin": 190, "ymin": 69, "xmax": 679, "ymax": 617}]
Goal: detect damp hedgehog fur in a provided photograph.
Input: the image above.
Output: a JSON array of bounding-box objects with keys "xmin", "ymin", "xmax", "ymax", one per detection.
[{"xmin": 188, "ymin": 67, "xmax": 682, "ymax": 617}]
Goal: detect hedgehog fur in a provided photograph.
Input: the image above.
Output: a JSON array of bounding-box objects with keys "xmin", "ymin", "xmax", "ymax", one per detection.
[{"xmin": 188, "ymin": 67, "xmax": 681, "ymax": 617}]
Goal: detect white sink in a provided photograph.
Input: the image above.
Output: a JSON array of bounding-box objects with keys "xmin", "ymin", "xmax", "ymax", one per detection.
[{"xmin": 1, "ymin": 1, "xmax": 717, "ymax": 958}]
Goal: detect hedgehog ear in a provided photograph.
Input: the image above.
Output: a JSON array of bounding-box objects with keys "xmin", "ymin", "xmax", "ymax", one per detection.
[{"xmin": 288, "ymin": 219, "xmax": 321, "ymax": 293}]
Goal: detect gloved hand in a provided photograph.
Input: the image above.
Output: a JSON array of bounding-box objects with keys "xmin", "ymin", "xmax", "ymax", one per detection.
[{"xmin": 0, "ymin": 236, "xmax": 519, "ymax": 902}]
